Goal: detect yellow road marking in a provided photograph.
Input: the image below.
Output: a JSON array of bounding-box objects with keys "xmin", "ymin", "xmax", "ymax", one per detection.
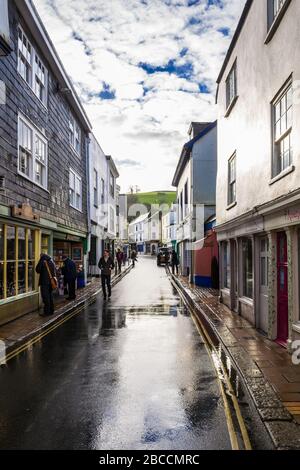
[
  {"xmin": 191, "ymin": 312, "xmax": 239, "ymax": 450},
  {"xmin": 171, "ymin": 277, "xmax": 252, "ymax": 451}
]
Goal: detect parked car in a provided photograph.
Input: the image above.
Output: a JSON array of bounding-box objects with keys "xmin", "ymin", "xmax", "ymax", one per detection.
[{"xmin": 157, "ymin": 248, "xmax": 170, "ymax": 266}]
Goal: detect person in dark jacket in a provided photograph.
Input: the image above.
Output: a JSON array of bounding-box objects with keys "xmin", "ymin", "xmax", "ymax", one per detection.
[
  {"xmin": 61, "ymin": 255, "xmax": 77, "ymax": 300},
  {"xmin": 36, "ymin": 253, "xmax": 56, "ymax": 316},
  {"xmin": 116, "ymin": 248, "xmax": 124, "ymax": 273},
  {"xmin": 98, "ymin": 250, "xmax": 115, "ymax": 300},
  {"xmin": 130, "ymin": 249, "xmax": 137, "ymax": 267},
  {"xmin": 171, "ymin": 250, "xmax": 179, "ymax": 275}
]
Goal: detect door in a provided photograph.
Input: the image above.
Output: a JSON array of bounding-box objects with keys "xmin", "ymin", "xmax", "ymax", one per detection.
[
  {"xmin": 232, "ymin": 240, "xmax": 238, "ymax": 312},
  {"xmin": 258, "ymin": 237, "xmax": 269, "ymax": 334},
  {"xmin": 277, "ymin": 232, "xmax": 288, "ymax": 345}
]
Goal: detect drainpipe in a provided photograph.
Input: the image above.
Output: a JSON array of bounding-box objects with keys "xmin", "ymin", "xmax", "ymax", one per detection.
[{"xmin": 85, "ymin": 134, "xmax": 91, "ymax": 284}]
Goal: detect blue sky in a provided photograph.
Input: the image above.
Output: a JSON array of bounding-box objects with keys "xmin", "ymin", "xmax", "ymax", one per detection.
[{"xmin": 34, "ymin": 0, "xmax": 246, "ymax": 192}]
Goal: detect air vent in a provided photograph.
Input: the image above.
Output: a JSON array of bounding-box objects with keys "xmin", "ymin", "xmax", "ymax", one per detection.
[{"xmin": 0, "ymin": 176, "xmax": 5, "ymax": 192}]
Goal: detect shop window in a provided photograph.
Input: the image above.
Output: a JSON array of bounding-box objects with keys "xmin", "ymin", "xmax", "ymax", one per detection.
[
  {"xmin": 223, "ymin": 241, "xmax": 231, "ymax": 289},
  {"xmin": 0, "ymin": 225, "xmax": 37, "ymax": 301},
  {"xmin": 41, "ymin": 234, "xmax": 50, "ymax": 254},
  {"xmin": 242, "ymin": 238, "xmax": 253, "ymax": 299}
]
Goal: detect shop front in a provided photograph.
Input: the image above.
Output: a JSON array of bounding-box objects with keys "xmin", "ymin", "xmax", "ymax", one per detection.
[
  {"xmin": 0, "ymin": 219, "xmax": 40, "ymax": 326},
  {"xmin": 53, "ymin": 232, "xmax": 87, "ymax": 289}
]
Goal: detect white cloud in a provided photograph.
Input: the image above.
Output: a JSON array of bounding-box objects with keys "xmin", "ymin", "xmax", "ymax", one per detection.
[{"xmin": 34, "ymin": 0, "xmax": 246, "ymax": 192}]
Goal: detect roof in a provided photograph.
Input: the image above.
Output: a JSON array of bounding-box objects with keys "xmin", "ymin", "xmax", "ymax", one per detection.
[
  {"xmin": 16, "ymin": 0, "xmax": 92, "ymax": 131},
  {"xmin": 106, "ymin": 155, "xmax": 120, "ymax": 178},
  {"xmin": 216, "ymin": 0, "xmax": 253, "ymax": 89},
  {"xmin": 129, "ymin": 212, "xmax": 149, "ymax": 226},
  {"xmin": 172, "ymin": 121, "xmax": 217, "ymax": 187},
  {"xmin": 188, "ymin": 122, "xmax": 210, "ymax": 137}
]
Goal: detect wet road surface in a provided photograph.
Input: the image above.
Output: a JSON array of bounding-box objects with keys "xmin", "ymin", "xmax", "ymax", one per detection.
[{"xmin": 0, "ymin": 257, "xmax": 269, "ymax": 450}]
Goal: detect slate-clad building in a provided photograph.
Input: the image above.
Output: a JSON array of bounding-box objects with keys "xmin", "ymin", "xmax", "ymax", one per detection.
[{"xmin": 0, "ymin": 0, "xmax": 92, "ymax": 324}]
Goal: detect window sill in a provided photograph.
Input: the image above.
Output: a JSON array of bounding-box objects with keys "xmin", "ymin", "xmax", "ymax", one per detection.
[
  {"xmin": 0, "ymin": 35, "xmax": 13, "ymax": 56},
  {"xmin": 225, "ymin": 95, "xmax": 239, "ymax": 118},
  {"xmin": 70, "ymin": 204, "xmax": 83, "ymax": 213},
  {"xmin": 18, "ymin": 72, "xmax": 48, "ymax": 111},
  {"xmin": 69, "ymin": 144, "xmax": 81, "ymax": 158},
  {"xmin": 265, "ymin": 0, "xmax": 292, "ymax": 44},
  {"xmin": 269, "ymin": 165, "xmax": 295, "ymax": 185},
  {"xmin": 0, "ymin": 290, "xmax": 39, "ymax": 306},
  {"xmin": 17, "ymin": 171, "xmax": 49, "ymax": 193},
  {"xmin": 292, "ymin": 323, "xmax": 300, "ymax": 335},
  {"xmin": 239, "ymin": 296, "xmax": 253, "ymax": 306},
  {"xmin": 226, "ymin": 201, "xmax": 237, "ymax": 211}
]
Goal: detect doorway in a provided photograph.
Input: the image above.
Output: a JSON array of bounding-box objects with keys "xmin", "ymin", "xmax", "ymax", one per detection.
[
  {"xmin": 258, "ymin": 237, "xmax": 269, "ymax": 334},
  {"xmin": 276, "ymin": 232, "xmax": 288, "ymax": 346}
]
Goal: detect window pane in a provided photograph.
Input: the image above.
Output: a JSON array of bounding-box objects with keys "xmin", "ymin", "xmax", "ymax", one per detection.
[
  {"xmin": 28, "ymin": 260, "xmax": 35, "ymax": 292},
  {"xmin": 0, "ymin": 261, "xmax": 4, "ymax": 300},
  {"xmin": 18, "ymin": 261, "xmax": 26, "ymax": 294},
  {"xmin": 0, "ymin": 225, "xmax": 3, "ymax": 260},
  {"xmin": 242, "ymin": 239, "xmax": 253, "ymax": 299},
  {"xmin": 18, "ymin": 228, "xmax": 26, "ymax": 260},
  {"xmin": 7, "ymin": 226, "xmax": 16, "ymax": 261},
  {"xmin": 7, "ymin": 262, "xmax": 16, "ymax": 298},
  {"xmin": 28, "ymin": 230, "xmax": 35, "ymax": 259}
]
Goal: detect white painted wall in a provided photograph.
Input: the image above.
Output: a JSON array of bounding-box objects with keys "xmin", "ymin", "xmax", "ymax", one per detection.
[{"xmin": 217, "ymin": 0, "xmax": 300, "ymax": 226}]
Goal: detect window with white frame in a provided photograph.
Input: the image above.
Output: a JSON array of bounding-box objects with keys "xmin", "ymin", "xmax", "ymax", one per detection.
[
  {"xmin": 242, "ymin": 238, "xmax": 253, "ymax": 299},
  {"xmin": 272, "ymin": 82, "xmax": 293, "ymax": 177},
  {"xmin": 110, "ymin": 171, "xmax": 115, "ymax": 198},
  {"xmin": 226, "ymin": 62, "xmax": 237, "ymax": 111},
  {"xmin": 101, "ymin": 178, "xmax": 105, "ymax": 205},
  {"xmin": 69, "ymin": 115, "xmax": 81, "ymax": 155},
  {"xmin": 110, "ymin": 206, "xmax": 115, "ymax": 232},
  {"xmin": 18, "ymin": 115, "xmax": 47, "ymax": 189},
  {"xmin": 17, "ymin": 27, "xmax": 47, "ymax": 105},
  {"xmin": 69, "ymin": 169, "xmax": 82, "ymax": 211},
  {"xmin": 268, "ymin": 0, "xmax": 288, "ymax": 26},
  {"xmin": 228, "ymin": 153, "xmax": 236, "ymax": 205},
  {"xmin": 222, "ymin": 241, "xmax": 231, "ymax": 289},
  {"xmin": 184, "ymin": 180, "xmax": 189, "ymax": 216},
  {"xmin": 93, "ymin": 169, "xmax": 98, "ymax": 207}
]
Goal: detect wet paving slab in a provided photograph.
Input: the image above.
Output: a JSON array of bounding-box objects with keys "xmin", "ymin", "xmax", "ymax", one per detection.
[{"xmin": 0, "ymin": 258, "xmax": 235, "ymax": 450}]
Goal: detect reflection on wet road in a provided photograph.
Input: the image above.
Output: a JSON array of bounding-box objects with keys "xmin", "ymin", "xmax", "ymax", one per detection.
[{"xmin": 0, "ymin": 257, "xmax": 232, "ymax": 450}]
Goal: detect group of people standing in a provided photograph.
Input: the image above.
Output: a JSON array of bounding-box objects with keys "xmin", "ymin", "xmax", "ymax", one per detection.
[{"xmin": 36, "ymin": 247, "xmax": 134, "ymax": 316}]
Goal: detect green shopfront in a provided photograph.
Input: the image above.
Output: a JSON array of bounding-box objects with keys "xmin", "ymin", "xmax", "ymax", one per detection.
[{"xmin": 0, "ymin": 205, "xmax": 88, "ymax": 326}]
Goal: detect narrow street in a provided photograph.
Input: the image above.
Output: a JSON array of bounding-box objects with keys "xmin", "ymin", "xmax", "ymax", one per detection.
[{"xmin": 0, "ymin": 257, "xmax": 270, "ymax": 450}]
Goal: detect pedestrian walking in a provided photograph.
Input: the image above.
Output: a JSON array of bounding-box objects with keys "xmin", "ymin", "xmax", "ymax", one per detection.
[
  {"xmin": 171, "ymin": 250, "xmax": 179, "ymax": 275},
  {"xmin": 98, "ymin": 250, "xmax": 115, "ymax": 300},
  {"xmin": 61, "ymin": 255, "xmax": 77, "ymax": 300},
  {"xmin": 36, "ymin": 253, "xmax": 57, "ymax": 316},
  {"xmin": 165, "ymin": 250, "xmax": 170, "ymax": 266},
  {"xmin": 130, "ymin": 249, "xmax": 137, "ymax": 267},
  {"xmin": 116, "ymin": 248, "xmax": 124, "ymax": 273}
]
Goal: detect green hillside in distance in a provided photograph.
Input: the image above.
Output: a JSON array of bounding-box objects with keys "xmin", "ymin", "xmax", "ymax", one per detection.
[{"xmin": 127, "ymin": 191, "xmax": 176, "ymax": 222}]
